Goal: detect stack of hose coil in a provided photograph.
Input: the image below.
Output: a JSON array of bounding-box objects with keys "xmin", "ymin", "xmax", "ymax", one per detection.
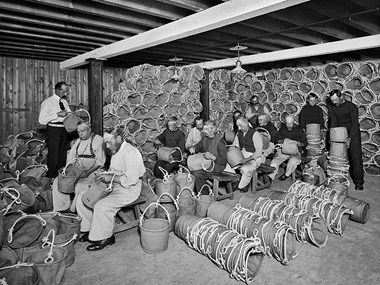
[
  {"xmin": 207, "ymin": 202, "xmax": 298, "ymax": 265},
  {"xmin": 326, "ymin": 127, "xmax": 350, "ymax": 193},
  {"xmin": 175, "ymin": 215, "xmax": 264, "ymax": 284},
  {"xmin": 286, "ymin": 180, "xmax": 370, "ymax": 224},
  {"xmin": 270, "ymin": 186, "xmax": 353, "ymax": 236},
  {"xmin": 238, "ymin": 196, "xmax": 328, "ymax": 248}
]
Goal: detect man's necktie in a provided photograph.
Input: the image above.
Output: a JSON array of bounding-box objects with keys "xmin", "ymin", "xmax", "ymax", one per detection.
[{"xmin": 59, "ymin": 99, "xmax": 65, "ymax": 111}]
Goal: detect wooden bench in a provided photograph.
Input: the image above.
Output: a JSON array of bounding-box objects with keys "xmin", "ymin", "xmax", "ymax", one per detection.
[
  {"xmin": 249, "ymin": 163, "xmax": 276, "ymax": 192},
  {"xmin": 206, "ymin": 172, "xmax": 241, "ymax": 201},
  {"xmin": 113, "ymin": 196, "xmax": 146, "ymax": 234}
]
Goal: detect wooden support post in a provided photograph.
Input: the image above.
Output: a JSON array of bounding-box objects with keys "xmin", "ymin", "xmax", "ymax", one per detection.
[
  {"xmin": 88, "ymin": 58, "xmax": 104, "ymax": 135},
  {"xmin": 200, "ymin": 69, "xmax": 210, "ymax": 122}
]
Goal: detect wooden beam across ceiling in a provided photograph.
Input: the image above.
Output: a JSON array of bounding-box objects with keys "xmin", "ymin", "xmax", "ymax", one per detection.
[
  {"xmin": 60, "ymin": 0, "xmax": 310, "ymax": 69},
  {"xmin": 193, "ymin": 34, "xmax": 380, "ymax": 69}
]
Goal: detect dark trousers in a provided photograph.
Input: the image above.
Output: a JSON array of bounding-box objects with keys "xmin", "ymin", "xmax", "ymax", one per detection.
[
  {"xmin": 348, "ymin": 135, "xmax": 364, "ymax": 186},
  {"xmin": 46, "ymin": 126, "xmax": 68, "ymax": 178},
  {"xmin": 153, "ymin": 160, "xmax": 180, "ymax": 179},
  {"xmin": 192, "ymin": 164, "xmax": 225, "ymax": 194}
]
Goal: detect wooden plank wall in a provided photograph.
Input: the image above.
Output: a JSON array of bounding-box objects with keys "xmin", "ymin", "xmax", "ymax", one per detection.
[{"xmin": 0, "ymin": 56, "xmax": 128, "ymax": 142}]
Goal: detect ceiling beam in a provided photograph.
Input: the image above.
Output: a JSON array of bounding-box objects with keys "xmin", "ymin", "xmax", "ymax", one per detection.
[
  {"xmin": 155, "ymin": 0, "xmax": 211, "ymax": 12},
  {"xmin": 22, "ymin": 0, "xmax": 168, "ymax": 28},
  {"xmin": 192, "ymin": 35, "xmax": 380, "ymax": 69},
  {"xmin": 61, "ymin": 0, "xmax": 309, "ymax": 69},
  {"xmin": 91, "ymin": 0, "xmax": 190, "ymax": 20}
]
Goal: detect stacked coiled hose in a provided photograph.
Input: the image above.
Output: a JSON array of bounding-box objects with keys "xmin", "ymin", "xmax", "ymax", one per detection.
[
  {"xmin": 286, "ymin": 180, "xmax": 370, "ymax": 224},
  {"xmin": 175, "ymin": 215, "xmax": 264, "ymax": 285},
  {"xmin": 270, "ymin": 182, "xmax": 353, "ymax": 236},
  {"xmin": 207, "ymin": 202, "xmax": 298, "ymax": 265},
  {"xmin": 239, "ymin": 196, "xmax": 328, "ymax": 248}
]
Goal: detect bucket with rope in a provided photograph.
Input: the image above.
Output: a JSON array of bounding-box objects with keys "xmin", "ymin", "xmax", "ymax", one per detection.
[
  {"xmin": 194, "ymin": 184, "xmax": 215, "ymax": 218},
  {"xmin": 173, "ymin": 165, "xmax": 195, "ymax": 195},
  {"xmin": 176, "ymin": 187, "xmax": 197, "ymax": 217},
  {"xmin": 156, "ymin": 192, "xmax": 178, "ymax": 232},
  {"xmin": 154, "ymin": 167, "xmax": 177, "ymax": 201}
]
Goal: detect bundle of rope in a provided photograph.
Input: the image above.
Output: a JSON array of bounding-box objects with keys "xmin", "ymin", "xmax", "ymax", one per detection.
[
  {"xmin": 242, "ymin": 196, "xmax": 328, "ymax": 248},
  {"xmin": 207, "ymin": 202, "xmax": 298, "ymax": 265},
  {"xmin": 174, "ymin": 215, "xmax": 264, "ymax": 284},
  {"xmin": 326, "ymin": 152, "xmax": 350, "ymax": 193}
]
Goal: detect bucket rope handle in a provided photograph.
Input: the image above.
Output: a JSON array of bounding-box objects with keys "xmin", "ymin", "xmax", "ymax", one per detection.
[
  {"xmin": 140, "ymin": 202, "xmax": 171, "ymax": 225},
  {"xmin": 42, "ymin": 231, "xmax": 78, "ymax": 248},
  {"xmin": 106, "ymin": 173, "xmax": 116, "ymax": 192},
  {"xmin": 61, "ymin": 159, "xmax": 79, "ymax": 176},
  {"xmin": 158, "ymin": 166, "xmax": 174, "ymax": 182},
  {"xmin": 1, "ymin": 187, "xmax": 21, "ymax": 215},
  {"xmin": 178, "ymin": 165, "xmax": 193, "ymax": 181},
  {"xmin": 201, "ymin": 157, "xmax": 215, "ymax": 173},
  {"xmin": 15, "ymin": 131, "xmax": 34, "ymax": 140},
  {"xmin": 19, "ymin": 164, "xmax": 48, "ymax": 177},
  {"xmin": 0, "ymin": 262, "xmax": 35, "ymax": 271},
  {"xmin": 195, "ymin": 184, "xmax": 214, "ymax": 199},
  {"xmin": 147, "ymin": 178, "xmax": 157, "ymax": 195},
  {"xmin": 169, "ymin": 147, "xmax": 183, "ymax": 163},
  {"xmin": 41, "ymin": 229, "xmax": 56, "ymax": 263},
  {"xmin": 156, "ymin": 193, "xmax": 179, "ymax": 210},
  {"xmin": 176, "ymin": 187, "xmax": 196, "ymax": 202},
  {"xmin": 76, "ymin": 108, "xmax": 91, "ymax": 123},
  {"xmin": 7, "ymin": 211, "xmax": 47, "ymax": 244}
]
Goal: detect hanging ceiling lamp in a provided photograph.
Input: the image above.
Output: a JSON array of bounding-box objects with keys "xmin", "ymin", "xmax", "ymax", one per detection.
[
  {"xmin": 169, "ymin": 56, "xmax": 183, "ymax": 80},
  {"xmin": 230, "ymin": 43, "xmax": 247, "ymax": 74}
]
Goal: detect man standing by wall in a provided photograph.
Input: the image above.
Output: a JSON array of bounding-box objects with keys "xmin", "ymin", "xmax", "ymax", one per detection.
[
  {"xmin": 38, "ymin": 81, "xmax": 71, "ymax": 178},
  {"xmin": 328, "ymin": 89, "xmax": 364, "ymax": 190},
  {"xmin": 299, "ymin": 93, "xmax": 325, "ymax": 131}
]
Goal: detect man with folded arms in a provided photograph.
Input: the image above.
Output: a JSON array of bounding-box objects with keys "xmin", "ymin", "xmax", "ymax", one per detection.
[
  {"xmin": 269, "ymin": 115, "xmax": 307, "ymax": 182},
  {"xmin": 76, "ymin": 128, "xmax": 145, "ymax": 251}
]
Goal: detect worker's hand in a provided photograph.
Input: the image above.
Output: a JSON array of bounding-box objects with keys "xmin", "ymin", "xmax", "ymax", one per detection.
[
  {"xmin": 154, "ymin": 139, "xmax": 162, "ymax": 145},
  {"xmin": 297, "ymin": 142, "xmax": 304, "ymax": 147},
  {"xmin": 189, "ymin": 147, "xmax": 195, "ymax": 154},
  {"xmin": 96, "ymin": 173, "xmax": 114, "ymax": 183},
  {"xmin": 203, "ymin": 152, "xmax": 216, "ymax": 160},
  {"xmin": 57, "ymin": 110, "xmax": 68, "ymax": 117},
  {"xmin": 278, "ymin": 139, "xmax": 284, "ymax": 144},
  {"xmin": 345, "ymin": 137, "xmax": 351, "ymax": 148}
]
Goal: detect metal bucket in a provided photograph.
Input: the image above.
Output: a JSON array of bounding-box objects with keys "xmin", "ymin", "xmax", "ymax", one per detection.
[{"xmin": 139, "ymin": 203, "xmax": 170, "ymax": 254}]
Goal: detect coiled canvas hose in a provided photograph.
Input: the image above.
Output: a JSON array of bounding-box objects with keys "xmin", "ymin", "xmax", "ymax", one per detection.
[
  {"xmin": 279, "ymin": 181, "xmax": 354, "ymax": 235},
  {"xmin": 207, "ymin": 202, "xmax": 298, "ymax": 265},
  {"xmin": 175, "ymin": 215, "xmax": 264, "ymax": 284},
  {"xmin": 243, "ymin": 196, "xmax": 328, "ymax": 248},
  {"xmin": 287, "ymin": 180, "xmax": 369, "ymax": 224}
]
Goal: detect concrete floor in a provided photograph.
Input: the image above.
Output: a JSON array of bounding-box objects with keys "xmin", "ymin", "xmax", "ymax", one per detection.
[{"xmin": 65, "ymin": 174, "xmax": 380, "ymax": 285}]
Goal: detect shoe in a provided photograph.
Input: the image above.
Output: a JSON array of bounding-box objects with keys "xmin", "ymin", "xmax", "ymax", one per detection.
[
  {"xmin": 355, "ymin": 184, "xmax": 364, "ymax": 191},
  {"xmin": 86, "ymin": 235, "xmax": 115, "ymax": 251},
  {"xmin": 79, "ymin": 232, "xmax": 90, "ymax": 243},
  {"xmin": 278, "ymin": 174, "xmax": 288, "ymax": 181}
]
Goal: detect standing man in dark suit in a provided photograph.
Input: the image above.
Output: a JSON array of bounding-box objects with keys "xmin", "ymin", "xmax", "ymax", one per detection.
[
  {"xmin": 328, "ymin": 89, "xmax": 364, "ymax": 190},
  {"xmin": 38, "ymin": 81, "xmax": 71, "ymax": 178}
]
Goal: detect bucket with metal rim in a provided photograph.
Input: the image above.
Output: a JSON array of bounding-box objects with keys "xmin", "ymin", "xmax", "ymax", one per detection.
[
  {"xmin": 157, "ymin": 147, "xmax": 182, "ymax": 163},
  {"xmin": 139, "ymin": 202, "xmax": 170, "ymax": 254}
]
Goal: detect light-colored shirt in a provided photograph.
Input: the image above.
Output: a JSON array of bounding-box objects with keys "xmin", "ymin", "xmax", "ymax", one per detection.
[
  {"xmin": 38, "ymin": 94, "xmax": 71, "ymax": 125},
  {"xmin": 109, "ymin": 142, "xmax": 145, "ymax": 189},
  {"xmin": 185, "ymin": 127, "xmax": 203, "ymax": 149},
  {"xmin": 232, "ymin": 131, "xmax": 263, "ymax": 159},
  {"xmin": 66, "ymin": 134, "xmax": 106, "ymax": 170}
]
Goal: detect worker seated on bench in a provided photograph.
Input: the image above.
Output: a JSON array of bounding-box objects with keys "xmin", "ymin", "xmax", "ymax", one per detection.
[
  {"xmin": 232, "ymin": 117, "xmax": 265, "ymax": 193},
  {"xmin": 269, "ymin": 115, "xmax": 307, "ymax": 182},
  {"xmin": 76, "ymin": 127, "xmax": 145, "ymax": 251},
  {"xmin": 188, "ymin": 120, "xmax": 227, "ymax": 194},
  {"xmin": 52, "ymin": 120, "xmax": 106, "ymax": 213},
  {"xmin": 153, "ymin": 116, "xmax": 186, "ymax": 179},
  {"xmin": 257, "ymin": 113, "xmax": 277, "ymax": 160}
]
